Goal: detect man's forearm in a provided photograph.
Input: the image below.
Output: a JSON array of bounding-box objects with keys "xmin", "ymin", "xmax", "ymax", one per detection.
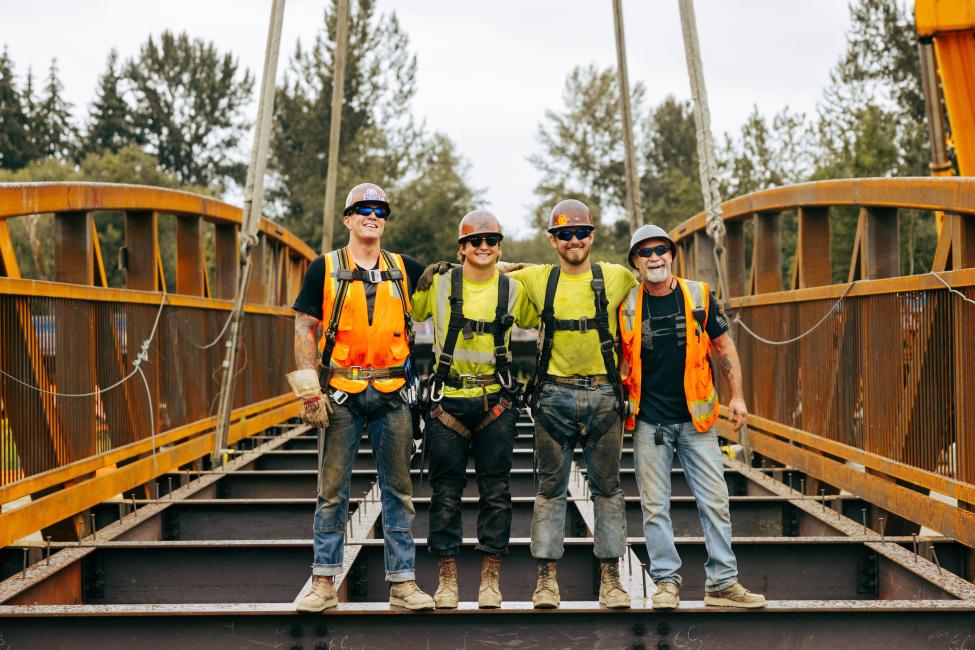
[
  {"xmin": 713, "ymin": 335, "xmax": 745, "ymax": 400},
  {"xmin": 294, "ymin": 313, "xmax": 320, "ymax": 371}
]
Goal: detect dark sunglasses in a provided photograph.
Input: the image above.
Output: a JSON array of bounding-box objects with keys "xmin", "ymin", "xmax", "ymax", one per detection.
[
  {"xmin": 553, "ymin": 227, "xmax": 593, "ymax": 242},
  {"xmin": 635, "ymin": 244, "xmax": 672, "ymax": 258},
  {"xmin": 463, "ymin": 234, "xmax": 503, "ymax": 248},
  {"xmin": 349, "ymin": 206, "xmax": 390, "ymax": 219}
]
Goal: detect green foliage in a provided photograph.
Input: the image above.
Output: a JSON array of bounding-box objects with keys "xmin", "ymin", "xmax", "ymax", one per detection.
[
  {"xmin": 124, "ymin": 30, "xmax": 254, "ymax": 190},
  {"xmin": 31, "ymin": 59, "xmax": 78, "ymax": 160},
  {"xmin": 0, "ymin": 47, "xmax": 33, "ymax": 170},
  {"xmin": 84, "ymin": 50, "xmax": 136, "ymax": 156},
  {"xmin": 641, "ymin": 96, "xmax": 702, "ymax": 231}
]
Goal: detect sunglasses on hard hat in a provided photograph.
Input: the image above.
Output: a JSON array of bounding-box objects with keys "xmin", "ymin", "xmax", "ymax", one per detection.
[
  {"xmin": 463, "ymin": 234, "xmax": 503, "ymax": 248},
  {"xmin": 553, "ymin": 227, "xmax": 593, "ymax": 242},
  {"xmin": 349, "ymin": 206, "xmax": 390, "ymax": 219},
  {"xmin": 635, "ymin": 244, "xmax": 672, "ymax": 258}
]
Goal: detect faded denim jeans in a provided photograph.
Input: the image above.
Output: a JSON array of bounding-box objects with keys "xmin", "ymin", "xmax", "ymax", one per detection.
[
  {"xmin": 531, "ymin": 382, "xmax": 626, "ymax": 560},
  {"xmin": 427, "ymin": 392, "xmax": 517, "ymax": 557},
  {"xmin": 312, "ymin": 385, "xmax": 416, "ymax": 582},
  {"xmin": 633, "ymin": 420, "xmax": 738, "ymax": 591}
]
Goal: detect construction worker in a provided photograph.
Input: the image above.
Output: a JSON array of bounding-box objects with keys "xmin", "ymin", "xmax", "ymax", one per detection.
[
  {"xmin": 511, "ymin": 199, "xmax": 636, "ymax": 609},
  {"xmin": 288, "ymin": 182, "xmax": 434, "ymax": 612},
  {"xmin": 410, "ymin": 210, "xmax": 537, "ymax": 609},
  {"xmin": 618, "ymin": 224, "xmax": 766, "ymax": 610}
]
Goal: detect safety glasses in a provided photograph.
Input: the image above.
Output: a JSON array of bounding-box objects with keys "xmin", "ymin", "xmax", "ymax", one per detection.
[
  {"xmin": 463, "ymin": 234, "xmax": 503, "ymax": 248},
  {"xmin": 553, "ymin": 227, "xmax": 593, "ymax": 242},
  {"xmin": 635, "ymin": 244, "xmax": 672, "ymax": 258},
  {"xmin": 349, "ymin": 206, "xmax": 390, "ymax": 219}
]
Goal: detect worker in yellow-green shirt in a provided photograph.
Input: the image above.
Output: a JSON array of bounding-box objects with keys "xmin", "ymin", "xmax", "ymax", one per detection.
[
  {"xmin": 410, "ymin": 210, "xmax": 538, "ymax": 610},
  {"xmin": 510, "ymin": 199, "xmax": 637, "ymax": 610}
]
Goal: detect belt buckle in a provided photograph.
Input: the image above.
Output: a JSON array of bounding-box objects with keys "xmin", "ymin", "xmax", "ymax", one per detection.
[
  {"xmin": 347, "ymin": 365, "xmax": 363, "ymax": 380},
  {"xmin": 574, "ymin": 376, "xmax": 594, "ymax": 388},
  {"xmin": 365, "ymin": 269, "xmax": 383, "ymax": 283},
  {"xmin": 460, "ymin": 374, "xmax": 479, "ymax": 389}
]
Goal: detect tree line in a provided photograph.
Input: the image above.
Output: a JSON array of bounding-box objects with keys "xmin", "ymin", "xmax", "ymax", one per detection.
[{"xmin": 0, "ymin": 0, "xmax": 940, "ymax": 286}]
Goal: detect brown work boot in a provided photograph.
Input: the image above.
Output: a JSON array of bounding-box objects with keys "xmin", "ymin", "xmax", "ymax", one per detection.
[
  {"xmin": 598, "ymin": 560, "xmax": 631, "ymax": 609},
  {"xmin": 296, "ymin": 575, "xmax": 338, "ymax": 612},
  {"xmin": 478, "ymin": 554, "xmax": 502, "ymax": 609},
  {"xmin": 704, "ymin": 582, "xmax": 767, "ymax": 609},
  {"xmin": 389, "ymin": 580, "xmax": 435, "ymax": 610},
  {"xmin": 434, "ymin": 556, "xmax": 459, "ymax": 609},
  {"xmin": 531, "ymin": 560, "xmax": 560, "ymax": 609},
  {"xmin": 651, "ymin": 581, "xmax": 680, "ymax": 609}
]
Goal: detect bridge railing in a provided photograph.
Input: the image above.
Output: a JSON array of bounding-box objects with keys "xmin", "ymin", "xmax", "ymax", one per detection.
[
  {"xmin": 0, "ymin": 182, "xmax": 314, "ymax": 546},
  {"xmin": 671, "ymin": 177, "xmax": 975, "ymax": 548}
]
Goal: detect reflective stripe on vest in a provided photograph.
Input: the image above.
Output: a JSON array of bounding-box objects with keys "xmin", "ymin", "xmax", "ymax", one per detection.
[
  {"xmin": 319, "ymin": 248, "xmax": 411, "ymax": 394},
  {"xmin": 619, "ymin": 277, "xmax": 718, "ymax": 432},
  {"xmin": 432, "ymin": 270, "xmax": 518, "ymax": 366}
]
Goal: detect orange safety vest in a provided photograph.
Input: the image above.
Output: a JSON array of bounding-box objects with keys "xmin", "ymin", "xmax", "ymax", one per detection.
[
  {"xmin": 618, "ymin": 276, "xmax": 718, "ymax": 432},
  {"xmin": 319, "ymin": 248, "xmax": 412, "ymax": 394}
]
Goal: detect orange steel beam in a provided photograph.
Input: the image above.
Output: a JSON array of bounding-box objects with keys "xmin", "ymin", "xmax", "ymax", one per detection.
[
  {"xmin": 718, "ymin": 420, "xmax": 975, "ymax": 549},
  {"xmin": 0, "ymin": 393, "xmax": 293, "ymax": 506},
  {"xmin": 0, "ymin": 183, "xmax": 315, "ymax": 262},
  {"xmin": 0, "ymin": 221, "xmax": 19, "ymax": 277},
  {"xmin": 0, "ymin": 399, "xmax": 299, "ymax": 547},
  {"xmin": 0, "ymin": 277, "xmax": 293, "ymax": 317}
]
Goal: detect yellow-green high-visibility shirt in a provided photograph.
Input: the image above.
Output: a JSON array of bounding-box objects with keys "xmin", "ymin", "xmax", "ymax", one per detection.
[
  {"xmin": 511, "ymin": 262, "xmax": 637, "ymax": 377},
  {"xmin": 411, "ymin": 269, "xmax": 538, "ymax": 399}
]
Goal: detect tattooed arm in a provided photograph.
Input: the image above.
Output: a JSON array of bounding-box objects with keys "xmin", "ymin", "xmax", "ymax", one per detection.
[
  {"xmin": 710, "ymin": 332, "xmax": 748, "ymax": 431},
  {"xmin": 294, "ymin": 312, "xmax": 321, "ymax": 371}
]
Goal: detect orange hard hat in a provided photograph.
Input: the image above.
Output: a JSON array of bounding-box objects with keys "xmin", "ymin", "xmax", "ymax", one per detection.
[
  {"xmin": 547, "ymin": 199, "xmax": 594, "ymax": 232},
  {"xmin": 458, "ymin": 210, "xmax": 503, "ymax": 242},
  {"xmin": 344, "ymin": 183, "xmax": 390, "ymax": 214}
]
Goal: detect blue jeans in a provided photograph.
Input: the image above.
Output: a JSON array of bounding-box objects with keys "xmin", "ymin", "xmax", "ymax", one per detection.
[
  {"xmin": 312, "ymin": 385, "xmax": 416, "ymax": 582},
  {"xmin": 633, "ymin": 420, "xmax": 738, "ymax": 591},
  {"xmin": 530, "ymin": 382, "xmax": 626, "ymax": 560},
  {"xmin": 427, "ymin": 393, "xmax": 518, "ymax": 556}
]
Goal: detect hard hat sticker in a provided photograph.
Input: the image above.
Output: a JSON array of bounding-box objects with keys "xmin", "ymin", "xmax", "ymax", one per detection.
[
  {"xmin": 555, "ymin": 214, "xmax": 568, "ymax": 225},
  {"xmin": 364, "ymin": 189, "xmax": 382, "ymax": 201}
]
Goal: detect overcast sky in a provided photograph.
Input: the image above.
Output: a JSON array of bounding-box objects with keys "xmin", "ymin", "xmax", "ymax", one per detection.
[{"xmin": 3, "ymin": 1, "xmax": 853, "ymax": 236}]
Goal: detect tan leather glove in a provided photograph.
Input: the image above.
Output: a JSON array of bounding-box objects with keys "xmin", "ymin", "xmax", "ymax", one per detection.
[
  {"xmin": 416, "ymin": 261, "xmax": 453, "ymax": 292},
  {"xmin": 287, "ymin": 369, "xmax": 333, "ymax": 429},
  {"xmin": 496, "ymin": 261, "xmax": 531, "ymax": 274}
]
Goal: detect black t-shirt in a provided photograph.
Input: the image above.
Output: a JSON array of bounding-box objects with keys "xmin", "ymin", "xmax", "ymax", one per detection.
[
  {"xmin": 292, "ymin": 252, "xmax": 426, "ymax": 323},
  {"xmin": 637, "ymin": 283, "xmax": 729, "ymax": 425}
]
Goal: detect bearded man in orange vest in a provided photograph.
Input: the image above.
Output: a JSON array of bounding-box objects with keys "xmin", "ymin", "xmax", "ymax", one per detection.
[
  {"xmin": 618, "ymin": 224, "xmax": 766, "ymax": 610},
  {"xmin": 288, "ymin": 183, "xmax": 434, "ymax": 612}
]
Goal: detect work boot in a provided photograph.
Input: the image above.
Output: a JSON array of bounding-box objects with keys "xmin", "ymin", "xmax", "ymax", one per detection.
[
  {"xmin": 434, "ymin": 556, "xmax": 459, "ymax": 609},
  {"xmin": 389, "ymin": 580, "xmax": 435, "ymax": 610},
  {"xmin": 478, "ymin": 554, "xmax": 502, "ymax": 609},
  {"xmin": 296, "ymin": 575, "xmax": 338, "ymax": 612},
  {"xmin": 531, "ymin": 560, "xmax": 560, "ymax": 609},
  {"xmin": 651, "ymin": 581, "xmax": 680, "ymax": 610},
  {"xmin": 704, "ymin": 582, "xmax": 767, "ymax": 609},
  {"xmin": 598, "ymin": 560, "xmax": 631, "ymax": 609}
]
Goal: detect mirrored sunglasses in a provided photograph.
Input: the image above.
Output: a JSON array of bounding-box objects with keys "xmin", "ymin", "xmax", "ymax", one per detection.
[
  {"xmin": 463, "ymin": 234, "xmax": 503, "ymax": 248},
  {"xmin": 636, "ymin": 244, "xmax": 672, "ymax": 258},
  {"xmin": 350, "ymin": 206, "xmax": 389, "ymax": 219},
  {"xmin": 554, "ymin": 227, "xmax": 593, "ymax": 242}
]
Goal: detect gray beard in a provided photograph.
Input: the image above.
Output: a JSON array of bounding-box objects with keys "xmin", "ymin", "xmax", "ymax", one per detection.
[{"xmin": 645, "ymin": 267, "xmax": 669, "ymax": 283}]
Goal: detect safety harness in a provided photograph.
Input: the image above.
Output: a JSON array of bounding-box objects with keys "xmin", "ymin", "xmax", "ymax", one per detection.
[
  {"xmin": 318, "ymin": 249, "xmax": 419, "ymax": 420},
  {"xmin": 526, "ymin": 265, "xmax": 624, "ymax": 415},
  {"xmin": 427, "ymin": 267, "xmax": 518, "ymax": 439}
]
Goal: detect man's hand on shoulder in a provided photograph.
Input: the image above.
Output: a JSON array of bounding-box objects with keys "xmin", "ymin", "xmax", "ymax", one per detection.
[
  {"xmin": 496, "ymin": 261, "xmax": 532, "ymax": 274},
  {"xmin": 416, "ymin": 261, "xmax": 454, "ymax": 292}
]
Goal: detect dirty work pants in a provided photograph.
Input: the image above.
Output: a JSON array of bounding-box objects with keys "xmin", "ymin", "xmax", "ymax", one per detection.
[
  {"xmin": 312, "ymin": 385, "xmax": 416, "ymax": 582},
  {"xmin": 426, "ymin": 392, "xmax": 518, "ymax": 557},
  {"xmin": 530, "ymin": 382, "xmax": 626, "ymax": 560},
  {"xmin": 633, "ymin": 420, "xmax": 738, "ymax": 591}
]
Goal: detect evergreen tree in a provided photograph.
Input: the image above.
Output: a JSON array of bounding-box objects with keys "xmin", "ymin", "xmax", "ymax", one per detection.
[
  {"xmin": 85, "ymin": 49, "xmax": 134, "ymax": 155},
  {"xmin": 270, "ymin": 0, "xmax": 423, "ymax": 245},
  {"xmin": 641, "ymin": 96, "xmax": 701, "ymax": 231},
  {"xmin": 0, "ymin": 47, "xmax": 31, "ymax": 170},
  {"xmin": 32, "ymin": 59, "xmax": 78, "ymax": 160},
  {"xmin": 124, "ymin": 30, "xmax": 254, "ymax": 189}
]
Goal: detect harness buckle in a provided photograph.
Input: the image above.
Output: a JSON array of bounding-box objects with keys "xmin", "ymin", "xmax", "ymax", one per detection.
[
  {"xmin": 347, "ymin": 365, "xmax": 363, "ymax": 380},
  {"xmin": 365, "ymin": 269, "xmax": 383, "ymax": 284},
  {"xmin": 458, "ymin": 374, "xmax": 481, "ymax": 389},
  {"xmin": 330, "ymin": 389, "xmax": 349, "ymax": 405},
  {"xmin": 579, "ymin": 316, "xmax": 589, "ymax": 333},
  {"xmin": 473, "ymin": 320, "xmax": 487, "ymax": 335}
]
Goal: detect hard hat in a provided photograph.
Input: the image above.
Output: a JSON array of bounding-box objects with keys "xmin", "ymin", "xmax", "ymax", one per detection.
[
  {"xmin": 344, "ymin": 182, "xmax": 390, "ymax": 214},
  {"xmin": 458, "ymin": 210, "xmax": 503, "ymax": 242},
  {"xmin": 627, "ymin": 223, "xmax": 677, "ymax": 268},
  {"xmin": 547, "ymin": 199, "xmax": 594, "ymax": 232}
]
